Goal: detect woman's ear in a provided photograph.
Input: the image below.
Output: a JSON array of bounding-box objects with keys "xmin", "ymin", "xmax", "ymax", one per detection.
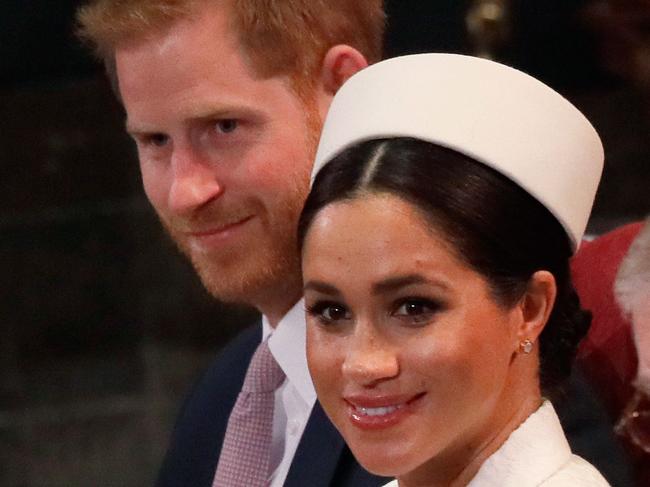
[
  {"xmin": 517, "ymin": 270, "xmax": 557, "ymax": 347},
  {"xmin": 320, "ymin": 45, "xmax": 368, "ymax": 96}
]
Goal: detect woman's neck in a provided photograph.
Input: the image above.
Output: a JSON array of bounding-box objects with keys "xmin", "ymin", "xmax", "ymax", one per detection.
[{"xmin": 397, "ymin": 393, "xmax": 542, "ymax": 487}]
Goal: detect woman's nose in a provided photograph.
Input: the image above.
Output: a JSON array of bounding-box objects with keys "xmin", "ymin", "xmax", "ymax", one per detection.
[{"xmin": 341, "ymin": 325, "xmax": 399, "ymax": 386}]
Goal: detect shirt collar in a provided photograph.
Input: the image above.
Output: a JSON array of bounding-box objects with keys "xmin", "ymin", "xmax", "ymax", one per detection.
[{"xmin": 263, "ymin": 299, "xmax": 317, "ymax": 405}]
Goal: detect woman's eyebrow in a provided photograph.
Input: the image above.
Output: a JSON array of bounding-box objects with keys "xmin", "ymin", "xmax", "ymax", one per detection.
[
  {"xmin": 303, "ymin": 280, "xmax": 340, "ymax": 296},
  {"xmin": 372, "ymin": 274, "xmax": 449, "ymax": 295}
]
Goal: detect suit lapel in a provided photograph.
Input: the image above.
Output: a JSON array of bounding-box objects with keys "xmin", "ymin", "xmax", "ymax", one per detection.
[{"xmin": 283, "ymin": 401, "xmax": 347, "ymax": 486}]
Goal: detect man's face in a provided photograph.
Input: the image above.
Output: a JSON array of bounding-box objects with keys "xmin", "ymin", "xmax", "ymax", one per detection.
[{"xmin": 115, "ymin": 2, "xmax": 321, "ymax": 310}]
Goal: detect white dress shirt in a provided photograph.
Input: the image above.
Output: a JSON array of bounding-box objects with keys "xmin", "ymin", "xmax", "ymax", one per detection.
[
  {"xmin": 383, "ymin": 401, "xmax": 610, "ymax": 487},
  {"xmin": 262, "ymin": 300, "xmax": 317, "ymax": 487}
]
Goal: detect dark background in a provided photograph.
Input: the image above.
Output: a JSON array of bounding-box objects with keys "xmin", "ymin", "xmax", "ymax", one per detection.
[{"xmin": 2, "ymin": 1, "xmax": 649, "ymax": 485}]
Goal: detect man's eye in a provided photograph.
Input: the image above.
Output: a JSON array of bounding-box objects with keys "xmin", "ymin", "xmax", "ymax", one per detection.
[
  {"xmin": 215, "ymin": 119, "xmax": 238, "ymax": 134},
  {"xmin": 138, "ymin": 133, "xmax": 169, "ymax": 148},
  {"xmin": 307, "ymin": 302, "xmax": 351, "ymax": 323}
]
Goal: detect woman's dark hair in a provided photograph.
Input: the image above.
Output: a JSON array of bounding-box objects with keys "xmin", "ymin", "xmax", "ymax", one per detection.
[{"xmin": 298, "ymin": 137, "xmax": 591, "ymax": 395}]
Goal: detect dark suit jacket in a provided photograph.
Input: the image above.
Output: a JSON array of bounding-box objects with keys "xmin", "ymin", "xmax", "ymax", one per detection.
[{"xmin": 155, "ymin": 324, "xmax": 388, "ymax": 487}]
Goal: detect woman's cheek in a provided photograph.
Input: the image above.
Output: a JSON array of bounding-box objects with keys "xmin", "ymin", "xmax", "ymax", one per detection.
[
  {"xmin": 405, "ymin": 335, "xmax": 475, "ymax": 394},
  {"xmin": 307, "ymin": 326, "xmax": 344, "ymax": 396}
]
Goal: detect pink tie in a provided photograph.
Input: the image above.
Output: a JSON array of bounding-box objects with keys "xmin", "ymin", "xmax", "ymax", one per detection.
[{"xmin": 212, "ymin": 340, "xmax": 285, "ymax": 487}]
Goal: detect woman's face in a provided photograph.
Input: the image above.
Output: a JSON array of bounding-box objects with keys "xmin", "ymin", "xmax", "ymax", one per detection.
[{"xmin": 302, "ymin": 194, "xmax": 527, "ymax": 481}]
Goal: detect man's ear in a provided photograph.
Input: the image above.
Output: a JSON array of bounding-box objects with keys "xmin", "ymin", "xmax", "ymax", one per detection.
[
  {"xmin": 516, "ymin": 270, "xmax": 557, "ymax": 347},
  {"xmin": 320, "ymin": 45, "xmax": 368, "ymax": 96}
]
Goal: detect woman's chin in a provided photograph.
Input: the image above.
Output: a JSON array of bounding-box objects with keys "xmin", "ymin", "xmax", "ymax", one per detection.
[
  {"xmin": 356, "ymin": 458, "xmax": 402, "ymax": 478},
  {"xmin": 347, "ymin": 443, "xmax": 415, "ymax": 478}
]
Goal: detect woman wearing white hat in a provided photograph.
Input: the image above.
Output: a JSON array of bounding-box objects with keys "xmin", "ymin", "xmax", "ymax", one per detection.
[{"xmin": 297, "ymin": 54, "xmax": 610, "ymax": 486}]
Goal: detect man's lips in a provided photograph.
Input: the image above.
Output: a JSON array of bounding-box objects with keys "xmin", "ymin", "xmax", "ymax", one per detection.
[
  {"xmin": 185, "ymin": 215, "xmax": 254, "ymax": 238},
  {"xmin": 344, "ymin": 393, "xmax": 426, "ymax": 430}
]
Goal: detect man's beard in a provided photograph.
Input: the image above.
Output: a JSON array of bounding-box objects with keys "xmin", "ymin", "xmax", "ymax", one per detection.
[{"xmin": 160, "ymin": 179, "xmax": 309, "ymax": 308}]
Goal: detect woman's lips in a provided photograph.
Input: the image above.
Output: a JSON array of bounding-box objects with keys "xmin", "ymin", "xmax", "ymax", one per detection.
[{"xmin": 345, "ymin": 393, "xmax": 426, "ymax": 430}]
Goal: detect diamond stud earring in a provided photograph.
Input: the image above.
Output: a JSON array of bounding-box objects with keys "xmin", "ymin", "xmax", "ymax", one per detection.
[{"xmin": 520, "ymin": 339, "xmax": 533, "ymax": 354}]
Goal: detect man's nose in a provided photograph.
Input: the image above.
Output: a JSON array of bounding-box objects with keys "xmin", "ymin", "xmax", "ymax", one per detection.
[
  {"xmin": 342, "ymin": 324, "xmax": 399, "ymax": 386},
  {"xmin": 168, "ymin": 146, "xmax": 223, "ymax": 214}
]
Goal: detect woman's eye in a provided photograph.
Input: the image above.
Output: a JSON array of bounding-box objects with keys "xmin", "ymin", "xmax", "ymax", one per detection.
[
  {"xmin": 307, "ymin": 302, "xmax": 351, "ymax": 324},
  {"xmin": 215, "ymin": 119, "xmax": 238, "ymax": 134},
  {"xmin": 393, "ymin": 298, "xmax": 440, "ymax": 324}
]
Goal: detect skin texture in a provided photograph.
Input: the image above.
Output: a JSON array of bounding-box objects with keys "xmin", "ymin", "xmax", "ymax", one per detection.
[
  {"xmin": 302, "ymin": 194, "xmax": 552, "ymax": 486},
  {"xmin": 115, "ymin": 1, "xmax": 326, "ymax": 323}
]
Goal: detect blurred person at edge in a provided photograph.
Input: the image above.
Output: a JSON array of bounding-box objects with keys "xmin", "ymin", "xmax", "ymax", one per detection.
[
  {"xmin": 573, "ymin": 217, "xmax": 650, "ymax": 485},
  {"xmin": 76, "ymin": 1, "xmax": 387, "ymax": 486},
  {"xmin": 616, "ymin": 218, "xmax": 650, "ymax": 485},
  {"xmin": 298, "ymin": 53, "xmax": 610, "ymax": 486}
]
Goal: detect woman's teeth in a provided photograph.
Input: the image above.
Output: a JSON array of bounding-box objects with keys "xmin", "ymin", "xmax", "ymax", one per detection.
[{"xmin": 356, "ymin": 404, "xmax": 403, "ymax": 416}]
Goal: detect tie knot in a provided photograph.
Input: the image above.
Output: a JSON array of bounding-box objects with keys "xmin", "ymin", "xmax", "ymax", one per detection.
[{"xmin": 242, "ymin": 340, "xmax": 285, "ymax": 393}]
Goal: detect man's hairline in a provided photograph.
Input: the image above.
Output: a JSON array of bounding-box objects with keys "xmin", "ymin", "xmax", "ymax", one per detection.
[{"xmin": 107, "ymin": 39, "xmax": 319, "ymax": 111}]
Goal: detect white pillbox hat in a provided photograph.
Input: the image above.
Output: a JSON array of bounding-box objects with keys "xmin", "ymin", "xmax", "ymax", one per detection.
[{"xmin": 312, "ymin": 53, "xmax": 604, "ymax": 251}]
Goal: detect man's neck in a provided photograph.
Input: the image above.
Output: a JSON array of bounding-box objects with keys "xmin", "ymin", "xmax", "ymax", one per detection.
[{"xmin": 257, "ymin": 280, "xmax": 303, "ymax": 328}]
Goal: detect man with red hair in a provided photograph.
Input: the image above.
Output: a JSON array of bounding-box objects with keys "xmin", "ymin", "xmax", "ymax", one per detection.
[{"xmin": 77, "ymin": 1, "xmax": 386, "ymax": 486}]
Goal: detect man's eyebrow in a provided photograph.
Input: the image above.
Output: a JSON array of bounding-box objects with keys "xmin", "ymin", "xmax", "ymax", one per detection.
[
  {"xmin": 125, "ymin": 121, "xmax": 147, "ymax": 135},
  {"xmin": 125, "ymin": 118, "xmax": 163, "ymax": 135},
  {"xmin": 185, "ymin": 104, "xmax": 255, "ymax": 121},
  {"xmin": 125, "ymin": 104, "xmax": 262, "ymax": 135},
  {"xmin": 372, "ymin": 274, "xmax": 449, "ymax": 295},
  {"xmin": 303, "ymin": 280, "xmax": 341, "ymax": 296}
]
